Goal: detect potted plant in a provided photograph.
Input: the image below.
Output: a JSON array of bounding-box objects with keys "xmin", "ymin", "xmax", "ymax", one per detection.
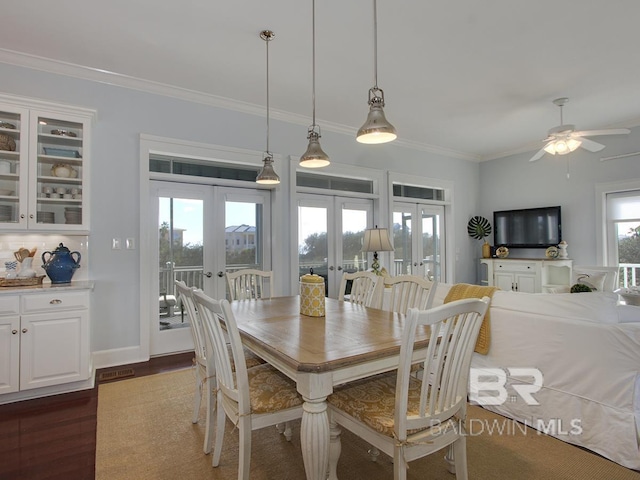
[{"xmin": 467, "ymin": 216, "xmax": 492, "ymax": 258}]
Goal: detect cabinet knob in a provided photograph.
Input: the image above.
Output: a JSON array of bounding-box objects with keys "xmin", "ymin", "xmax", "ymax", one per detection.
[
  {"xmin": 20, "ymin": 214, "xmax": 25, "ymax": 219},
  {"xmin": 11, "ymin": 329, "xmax": 17, "ymax": 334},
  {"xmin": 29, "ymin": 214, "xmax": 34, "ymax": 219},
  {"xmin": 22, "ymin": 328, "xmax": 27, "ymax": 333},
  {"xmin": 49, "ymin": 299, "xmax": 62, "ymax": 304}
]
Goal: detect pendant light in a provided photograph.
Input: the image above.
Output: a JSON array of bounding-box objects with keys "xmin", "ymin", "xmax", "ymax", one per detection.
[
  {"xmin": 356, "ymin": 0, "xmax": 397, "ymax": 144},
  {"xmin": 299, "ymin": 0, "xmax": 330, "ymax": 168},
  {"xmin": 256, "ymin": 30, "xmax": 280, "ymax": 185}
]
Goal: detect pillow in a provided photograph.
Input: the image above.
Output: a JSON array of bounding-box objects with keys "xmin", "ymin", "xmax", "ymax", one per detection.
[
  {"xmin": 572, "ymin": 271, "xmax": 607, "ymax": 291},
  {"xmin": 617, "ymin": 305, "xmax": 640, "ymax": 323}
]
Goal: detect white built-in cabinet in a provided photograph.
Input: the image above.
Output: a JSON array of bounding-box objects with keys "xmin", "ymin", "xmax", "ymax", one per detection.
[
  {"xmin": 0, "ymin": 284, "xmax": 93, "ymax": 402},
  {"xmin": 0, "ymin": 95, "xmax": 94, "ymax": 231},
  {"xmin": 481, "ymin": 258, "xmax": 573, "ymax": 293}
]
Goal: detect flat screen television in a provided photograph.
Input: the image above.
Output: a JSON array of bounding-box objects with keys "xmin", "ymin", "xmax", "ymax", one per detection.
[{"xmin": 493, "ymin": 206, "xmax": 562, "ymax": 248}]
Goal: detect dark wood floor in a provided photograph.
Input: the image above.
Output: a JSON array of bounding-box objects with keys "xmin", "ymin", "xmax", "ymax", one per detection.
[{"xmin": 0, "ymin": 352, "xmax": 194, "ymax": 480}]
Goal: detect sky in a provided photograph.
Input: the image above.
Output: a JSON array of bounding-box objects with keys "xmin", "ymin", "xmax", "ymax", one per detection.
[{"xmin": 159, "ymin": 197, "xmax": 368, "ymax": 247}]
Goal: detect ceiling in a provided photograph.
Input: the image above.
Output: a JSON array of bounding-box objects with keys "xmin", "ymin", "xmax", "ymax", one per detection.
[{"xmin": 3, "ymin": 0, "xmax": 640, "ymax": 161}]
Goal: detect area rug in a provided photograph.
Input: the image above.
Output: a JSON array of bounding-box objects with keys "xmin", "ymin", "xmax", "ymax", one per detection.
[{"xmin": 96, "ymin": 368, "xmax": 640, "ymax": 480}]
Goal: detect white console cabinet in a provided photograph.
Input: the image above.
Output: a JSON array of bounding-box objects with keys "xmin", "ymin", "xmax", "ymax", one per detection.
[
  {"xmin": 480, "ymin": 258, "xmax": 572, "ymax": 293},
  {"xmin": 0, "ymin": 283, "xmax": 93, "ymax": 403}
]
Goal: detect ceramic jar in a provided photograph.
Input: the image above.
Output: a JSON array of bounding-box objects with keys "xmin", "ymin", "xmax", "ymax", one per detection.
[
  {"xmin": 300, "ymin": 272, "xmax": 325, "ymax": 317},
  {"xmin": 41, "ymin": 243, "xmax": 81, "ymax": 284}
]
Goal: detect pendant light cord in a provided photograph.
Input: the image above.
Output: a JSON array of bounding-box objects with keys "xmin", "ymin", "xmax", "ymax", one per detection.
[
  {"xmin": 373, "ymin": 0, "xmax": 378, "ymax": 90},
  {"xmin": 266, "ymin": 34, "xmax": 271, "ymax": 155},
  {"xmin": 312, "ymin": 0, "xmax": 317, "ymax": 127}
]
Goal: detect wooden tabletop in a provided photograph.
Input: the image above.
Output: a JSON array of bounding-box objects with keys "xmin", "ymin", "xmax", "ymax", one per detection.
[{"xmin": 230, "ymin": 296, "xmax": 430, "ymax": 373}]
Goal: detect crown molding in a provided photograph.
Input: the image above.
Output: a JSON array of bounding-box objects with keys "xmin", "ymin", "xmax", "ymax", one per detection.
[{"xmin": 0, "ymin": 48, "xmax": 478, "ymax": 161}]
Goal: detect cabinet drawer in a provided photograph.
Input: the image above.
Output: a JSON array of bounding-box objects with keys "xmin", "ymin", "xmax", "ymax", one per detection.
[
  {"xmin": 21, "ymin": 291, "xmax": 89, "ymax": 314},
  {"xmin": 495, "ymin": 262, "xmax": 536, "ymax": 272},
  {"xmin": 0, "ymin": 295, "xmax": 19, "ymax": 315}
]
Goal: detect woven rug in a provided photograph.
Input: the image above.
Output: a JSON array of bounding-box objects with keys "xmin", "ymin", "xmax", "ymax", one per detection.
[{"xmin": 96, "ymin": 368, "xmax": 640, "ymax": 480}]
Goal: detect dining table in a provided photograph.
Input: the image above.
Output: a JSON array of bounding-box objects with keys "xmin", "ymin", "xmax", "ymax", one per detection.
[{"xmin": 229, "ymin": 295, "xmax": 432, "ymax": 480}]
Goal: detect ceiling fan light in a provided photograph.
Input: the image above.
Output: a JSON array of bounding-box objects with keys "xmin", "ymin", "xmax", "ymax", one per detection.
[
  {"xmin": 357, "ymin": 98, "xmax": 397, "ymax": 144},
  {"xmin": 567, "ymin": 137, "xmax": 581, "ymax": 152},
  {"xmin": 543, "ymin": 142, "xmax": 557, "ymax": 155},
  {"xmin": 300, "ymin": 130, "xmax": 330, "ymax": 168},
  {"xmin": 256, "ymin": 154, "xmax": 280, "ymax": 184}
]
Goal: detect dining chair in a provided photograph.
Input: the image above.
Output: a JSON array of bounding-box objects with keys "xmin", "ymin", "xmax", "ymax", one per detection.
[
  {"xmin": 376, "ymin": 274, "xmax": 437, "ymax": 314},
  {"xmin": 174, "ymin": 280, "xmax": 212, "ymax": 454},
  {"xmin": 191, "ymin": 289, "xmax": 303, "ymax": 479},
  {"xmin": 226, "ymin": 268, "xmax": 273, "ymax": 301},
  {"xmin": 338, "ymin": 270, "xmax": 381, "ymax": 307},
  {"xmin": 327, "ymin": 297, "xmax": 491, "ymax": 480}
]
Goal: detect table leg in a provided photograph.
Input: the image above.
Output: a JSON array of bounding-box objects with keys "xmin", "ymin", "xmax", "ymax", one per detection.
[
  {"xmin": 301, "ymin": 396, "xmax": 330, "ymax": 480},
  {"xmin": 328, "ymin": 413, "xmax": 341, "ymax": 480}
]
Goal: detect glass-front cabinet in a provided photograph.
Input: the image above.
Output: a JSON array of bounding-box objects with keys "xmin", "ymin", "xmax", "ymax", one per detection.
[{"xmin": 0, "ymin": 96, "xmax": 93, "ymax": 231}]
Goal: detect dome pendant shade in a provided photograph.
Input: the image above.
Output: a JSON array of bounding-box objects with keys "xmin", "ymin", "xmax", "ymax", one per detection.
[
  {"xmin": 300, "ymin": 130, "xmax": 330, "ymax": 168},
  {"xmin": 256, "ymin": 154, "xmax": 280, "ymax": 184},
  {"xmin": 357, "ymin": 94, "xmax": 397, "ymax": 144}
]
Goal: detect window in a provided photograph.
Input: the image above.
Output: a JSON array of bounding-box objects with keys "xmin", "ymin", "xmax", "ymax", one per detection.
[{"xmin": 606, "ymin": 190, "xmax": 640, "ymax": 288}]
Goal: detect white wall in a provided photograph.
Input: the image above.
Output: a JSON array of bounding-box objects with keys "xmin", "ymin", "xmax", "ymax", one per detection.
[{"xmin": 0, "ymin": 62, "xmax": 482, "ymax": 365}]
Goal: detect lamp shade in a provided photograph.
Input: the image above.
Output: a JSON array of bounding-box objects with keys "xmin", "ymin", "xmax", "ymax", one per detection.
[
  {"xmin": 300, "ymin": 130, "xmax": 330, "ymax": 168},
  {"xmin": 543, "ymin": 137, "xmax": 581, "ymax": 155},
  {"xmin": 256, "ymin": 155, "xmax": 280, "ymax": 184},
  {"xmin": 357, "ymin": 100, "xmax": 397, "ymax": 144},
  {"xmin": 362, "ymin": 227, "xmax": 394, "ymax": 252}
]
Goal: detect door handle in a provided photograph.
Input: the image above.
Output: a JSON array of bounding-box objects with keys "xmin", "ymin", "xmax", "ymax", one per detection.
[
  {"xmin": 203, "ymin": 272, "xmax": 213, "ymax": 278},
  {"xmin": 217, "ymin": 271, "xmax": 225, "ymax": 278}
]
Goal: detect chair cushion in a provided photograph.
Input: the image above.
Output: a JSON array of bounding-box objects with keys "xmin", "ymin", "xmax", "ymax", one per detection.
[
  {"xmin": 243, "ymin": 347, "xmax": 266, "ymax": 369},
  {"xmin": 248, "ymin": 364, "xmax": 303, "ymax": 414},
  {"xmin": 328, "ymin": 373, "xmax": 424, "ymax": 437}
]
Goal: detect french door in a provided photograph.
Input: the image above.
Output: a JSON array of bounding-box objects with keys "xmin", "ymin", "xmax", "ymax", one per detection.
[
  {"xmin": 297, "ymin": 194, "xmax": 373, "ymax": 299},
  {"xmin": 150, "ymin": 181, "xmax": 270, "ymax": 355},
  {"xmin": 392, "ymin": 203, "xmax": 445, "ymax": 281}
]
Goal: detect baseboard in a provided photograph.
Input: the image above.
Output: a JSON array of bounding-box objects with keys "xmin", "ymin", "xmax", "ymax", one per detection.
[
  {"xmin": 92, "ymin": 345, "xmax": 149, "ymax": 370},
  {"xmin": 0, "ymin": 373, "xmax": 96, "ymax": 405}
]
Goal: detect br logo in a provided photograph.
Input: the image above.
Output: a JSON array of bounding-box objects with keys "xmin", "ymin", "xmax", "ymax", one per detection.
[{"xmin": 469, "ymin": 368, "xmax": 543, "ymax": 406}]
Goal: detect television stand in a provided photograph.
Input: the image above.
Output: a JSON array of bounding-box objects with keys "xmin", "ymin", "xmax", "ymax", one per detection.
[{"xmin": 480, "ymin": 258, "xmax": 573, "ymax": 293}]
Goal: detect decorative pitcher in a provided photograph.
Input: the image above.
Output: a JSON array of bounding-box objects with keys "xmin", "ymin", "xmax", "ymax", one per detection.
[{"xmin": 41, "ymin": 243, "xmax": 81, "ymax": 284}]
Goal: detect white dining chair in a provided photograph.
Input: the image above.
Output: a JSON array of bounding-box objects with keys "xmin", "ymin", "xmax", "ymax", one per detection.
[
  {"xmin": 226, "ymin": 269, "xmax": 273, "ymax": 301},
  {"xmin": 377, "ymin": 274, "xmax": 437, "ymax": 313},
  {"xmin": 174, "ymin": 280, "xmax": 212, "ymax": 454},
  {"xmin": 338, "ymin": 270, "xmax": 381, "ymax": 307},
  {"xmin": 328, "ymin": 297, "xmax": 491, "ymax": 480},
  {"xmin": 192, "ymin": 289, "xmax": 303, "ymax": 479}
]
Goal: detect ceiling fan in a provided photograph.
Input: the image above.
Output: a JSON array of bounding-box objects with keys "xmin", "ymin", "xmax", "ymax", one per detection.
[{"xmin": 529, "ymin": 97, "xmax": 630, "ymax": 162}]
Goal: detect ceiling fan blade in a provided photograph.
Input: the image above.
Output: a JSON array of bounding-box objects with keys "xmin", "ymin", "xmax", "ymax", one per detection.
[
  {"xmin": 529, "ymin": 147, "xmax": 547, "ymax": 162},
  {"xmin": 579, "ymin": 137, "xmax": 606, "ymax": 152},
  {"xmin": 573, "ymin": 128, "xmax": 631, "ymax": 137}
]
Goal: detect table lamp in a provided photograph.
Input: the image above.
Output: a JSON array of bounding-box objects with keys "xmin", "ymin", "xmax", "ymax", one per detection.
[{"xmin": 362, "ymin": 226, "xmax": 394, "ymax": 276}]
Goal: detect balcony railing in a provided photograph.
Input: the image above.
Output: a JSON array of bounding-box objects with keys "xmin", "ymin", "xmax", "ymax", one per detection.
[
  {"xmin": 620, "ymin": 263, "xmax": 640, "ymax": 288},
  {"xmin": 160, "ymin": 261, "xmax": 640, "ymax": 299}
]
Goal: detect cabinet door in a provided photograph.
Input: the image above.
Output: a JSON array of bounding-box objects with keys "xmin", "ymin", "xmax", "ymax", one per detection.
[
  {"xmin": 494, "ymin": 272, "xmax": 515, "ymax": 291},
  {"xmin": 0, "ymin": 315, "xmax": 20, "ymax": 394},
  {"xmin": 29, "ymin": 110, "xmax": 90, "ymax": 231},
  {"xmin": 0, "ymin": 104, "xmax": 29, "ymax": 229},
  {"xmin": 19, "ymin": 310, "xmax": 89, "ymax": 390},
  {"xmin": 515, "ymin": 273, "xmax": 537, "ymax": 293}
]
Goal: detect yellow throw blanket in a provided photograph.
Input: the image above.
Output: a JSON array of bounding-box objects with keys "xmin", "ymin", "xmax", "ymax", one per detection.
[{"xmin": 444, "ymin": 283, "xmax": 498, "ymax": 355}]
